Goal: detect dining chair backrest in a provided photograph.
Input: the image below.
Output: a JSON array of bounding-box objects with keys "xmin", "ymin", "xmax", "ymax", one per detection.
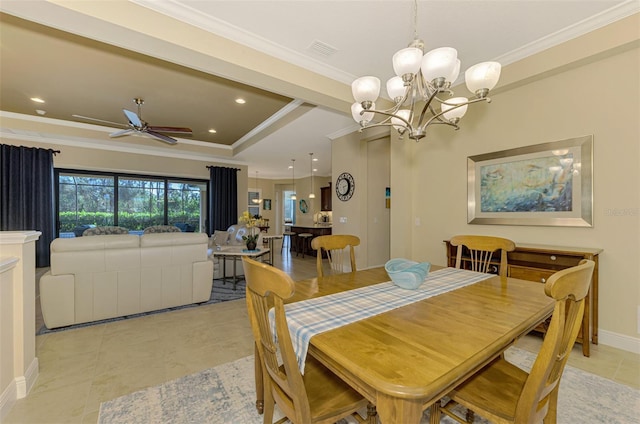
[
  {"xmin": 242, "ymin": 257, "xmax": 372, "ymax": 424},
  {"xmin": 242, "ymin": 257, "xmax": 308, "ymax": 421},
  {"xmin": 439, "ymin": 259, "xmax": 595, "ymax": 424},
  {"xmin": 310, "ymin": 234, "xmax": 360, "ymax": 278},
  {"xmin": 516, "ymin": 259, "xmax": 595, "ymax": 422},
  {"xmin": 450, "ymin": 235, "xmax": 515, "ymax": 276}
]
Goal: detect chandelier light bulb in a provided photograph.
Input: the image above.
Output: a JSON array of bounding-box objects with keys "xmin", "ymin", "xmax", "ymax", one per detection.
[
  {"xmin": 386, "ymin": 77, "xmax": 406, "ymax": 102},
  {"xmin": 351, "ymin": 102, "xmax": 375, "ymax": 125},
  {"xmin": 392, "ymin": 47, "xmax": 423, "ymax": 78},
  {"xmin": 352, "ymin": 76, "xmax": 380, "ymax": 103},
  {"xmin": 441, "ymin": 97, "xmax": 469, "ymax": 121},
  {"xmin": 449, "ymin": 59, "xmax": 461, "ymax": 83},
  {"xmin": 465, "ymin": 62, "xmax": 502, "ymax": 95},
  {"xmin": 391, "ymin": 109, "xmax": 412, "ymax": 132},
  {"xmin": 421, "ymin": 47, "xmax": 458, "ymax": 84}
]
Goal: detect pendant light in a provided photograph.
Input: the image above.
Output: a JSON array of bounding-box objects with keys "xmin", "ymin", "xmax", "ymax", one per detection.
[
  {"xmin": 308, "ymin": 153, "xmax": 316, "ymax": 199},
  {"xmin": 252, "ymin": 170, "xmax": 262, "ymax": 204},
  {"xmin": 290, "ymin": 159, "xmax": 297, "ymax": 200}
]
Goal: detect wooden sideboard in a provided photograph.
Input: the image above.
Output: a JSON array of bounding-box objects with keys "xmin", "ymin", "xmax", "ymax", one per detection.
[{"xmin": 444, "ymin": 241, "xmax": 602, "ymax": 357}]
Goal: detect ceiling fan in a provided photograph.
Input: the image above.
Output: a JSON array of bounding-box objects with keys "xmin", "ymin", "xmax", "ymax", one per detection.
[{"xmin": 72, "ymin": 98, "xmax": 192, "ymax": 145}]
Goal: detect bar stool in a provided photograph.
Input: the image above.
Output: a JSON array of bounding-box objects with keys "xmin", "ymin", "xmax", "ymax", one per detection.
[
  {"xmin": 297, "ymin": 233, "xmax": 313, "ymax": 258},
  {"xmin": 282, "ymin": 231, "xmax": 296, "ymax": 254}
]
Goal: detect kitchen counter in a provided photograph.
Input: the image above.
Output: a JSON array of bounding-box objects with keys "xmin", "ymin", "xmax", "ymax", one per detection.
[
  {"xmin": 290, "ymin": 225, "xmax": 332, "ymax": 255},
  {"xmin": 291, "ymin": 224, "xmax": 332, "ymax": 229}
]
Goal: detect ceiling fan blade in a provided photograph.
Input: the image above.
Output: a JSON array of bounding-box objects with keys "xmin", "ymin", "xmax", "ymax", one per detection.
[
  {"xmin": 146, "ymin": 130, "xmax": 178, "ymax": 145},
  {"xmin": 72, "ymin": 114, "xmax": 128, "ymax": 128},
  {"xmin": 109, "ymin": 129, "xmax": 134, "ymax": 138},
  {"xmin": 147, "ymin": 126, "xmax": 192, "ymax": 134},
  {"xmin": 123, "ymin": 109, "xmax": 143, "ymax": 128}
]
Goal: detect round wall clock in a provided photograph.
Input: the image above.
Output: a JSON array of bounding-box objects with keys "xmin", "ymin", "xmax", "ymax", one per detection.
[{"xmin": 336, "ymin": 172, "xmax": 355, "ymax": 201}]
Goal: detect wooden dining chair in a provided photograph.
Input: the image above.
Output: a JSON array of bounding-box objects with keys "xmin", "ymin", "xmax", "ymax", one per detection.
[
  {"xmin": 431, "ymin": 259, "xmax": 595, "ymax": 424},
  {"xmin": 310, "ymin": 234, "xmax": 360, "ymax": 278},
  {"xmin": 242, "ymin": 257, "xmax": 376, "ymax": 424},
  {"xmin": 450, "ymin": 235, "xmax": 516, "ymax": 276}
]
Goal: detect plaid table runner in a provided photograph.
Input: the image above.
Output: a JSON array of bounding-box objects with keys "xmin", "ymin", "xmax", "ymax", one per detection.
[{"xmin": 271, "ymin": 267, "xmax": 493, "ymax": 373}]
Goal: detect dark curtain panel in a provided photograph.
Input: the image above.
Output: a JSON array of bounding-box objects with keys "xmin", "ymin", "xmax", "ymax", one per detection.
[
  {"xmin": 208, "ymin": 166, "xmax": 238, "ymax": 234},
  {"xmin": 0, "ymin": 144, "xmax": 56, "ymax": 267}
]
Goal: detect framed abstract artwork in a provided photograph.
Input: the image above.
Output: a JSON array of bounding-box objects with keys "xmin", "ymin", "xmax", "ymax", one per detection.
[{"xmin": 467, "ymin": 135, "xmax": 593, "ymax": 227}]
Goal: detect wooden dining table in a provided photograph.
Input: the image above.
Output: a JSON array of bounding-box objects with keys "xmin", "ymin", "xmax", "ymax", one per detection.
[{"xmin": 255, "ymin": 265, "xmax": 555, "ymax": 424}]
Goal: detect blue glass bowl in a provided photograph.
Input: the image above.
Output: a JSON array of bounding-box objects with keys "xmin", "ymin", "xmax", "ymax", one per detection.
[{"xmin": 385, "ymin": 259, "xmax": 431, "ymax": 290}]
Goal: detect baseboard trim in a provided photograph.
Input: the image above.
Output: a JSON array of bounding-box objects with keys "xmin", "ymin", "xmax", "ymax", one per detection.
[
  {"xmin": 599, "ymin": 329, "xmax": 640, "ymax": 354},
  {"xmin": 15, "ymin": 357, "xmax": 39, "ymax": 399},
  {"xmin": 0, "ymin": 380, "xmax": 17, "ymax": 422}
]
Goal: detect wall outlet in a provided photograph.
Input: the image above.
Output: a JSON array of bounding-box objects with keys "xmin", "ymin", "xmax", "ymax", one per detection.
[
  {"xmin": 339, "ymin": 217, "xmax": 347, "ymax": 223},
  {"xmin": 415, "ymin": 217, "xmax": 421, "ymax": 226}
]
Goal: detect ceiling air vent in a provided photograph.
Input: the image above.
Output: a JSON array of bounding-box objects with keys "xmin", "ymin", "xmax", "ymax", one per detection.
[{"xmin": 308, "ymin": 40, "xmax": 338, "ymax": 57}]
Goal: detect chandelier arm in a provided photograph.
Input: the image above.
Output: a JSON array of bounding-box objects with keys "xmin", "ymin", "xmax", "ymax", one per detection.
[
  {"xmin": 361, "ymin": 121, "xmax": 410, "ymax": 132},
  {"xmin": 367, "ymin": 109, "xmax": 412, "ymax": 128},
  {"xmin": 420, "ymin": 97, "xmax": 490, "ymax": 131},
  {"xmin": 415, "ymin": 89, "xmax": 443, "ymax": 128}
]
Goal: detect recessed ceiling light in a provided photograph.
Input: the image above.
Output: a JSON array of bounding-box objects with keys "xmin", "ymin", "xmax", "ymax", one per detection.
[
  {"xmin": 35, "ymin": 109, "xmax": 46, "ymax": 115},
  {"xmin": 312, "ymin": 157, "xmax": 318, "ymax": 161},
  {"xmin": 235, "ymin": 98, "xmax": 246, "ymax": 104},
  {"xmin": 30, "ymin": 97, "xmax": 45, "ymax": 103},
  {"xmin": 208, "ymin": 129, "xmax": 217, "ymax": 134}
]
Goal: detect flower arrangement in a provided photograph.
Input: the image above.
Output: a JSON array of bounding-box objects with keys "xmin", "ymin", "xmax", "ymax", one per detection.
[{"xmin": 238, "ymin": 211, "xmax": 260, "ymax": 245}]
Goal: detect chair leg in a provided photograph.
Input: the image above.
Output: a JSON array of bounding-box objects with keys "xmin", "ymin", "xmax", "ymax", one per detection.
[{"xmin": 367, "ymin": 402, "xmax": 377, "ymax": 424}]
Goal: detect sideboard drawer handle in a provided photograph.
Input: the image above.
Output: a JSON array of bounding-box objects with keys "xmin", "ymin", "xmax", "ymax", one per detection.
[
  {"xmin": 541, "ymin": 278, "xmax": 546, "ymax": 283},
  {"xmin": 550, "ymin": 255, "xmax": 557, "ymax": 261}
]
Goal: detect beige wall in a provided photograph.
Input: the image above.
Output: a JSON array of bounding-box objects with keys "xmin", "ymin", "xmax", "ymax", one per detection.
[
  {"xmin": 384, "ymin": 21, "xmax": 639, "ymax": 350},
  {"xmin": 332, "ymin": 127, "xmax": 391, "ymax": 271}
]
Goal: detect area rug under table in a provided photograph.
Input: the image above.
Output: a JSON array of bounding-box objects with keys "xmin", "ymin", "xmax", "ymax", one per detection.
[{"xmin": 98, "ymin": 347, "xmax": 640, "ymax": 424}]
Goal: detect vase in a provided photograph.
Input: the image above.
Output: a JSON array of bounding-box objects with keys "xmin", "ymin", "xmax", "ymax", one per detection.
[{"xmin": 246, "ymin": 241, "xmax": 257, "ymax": 251}]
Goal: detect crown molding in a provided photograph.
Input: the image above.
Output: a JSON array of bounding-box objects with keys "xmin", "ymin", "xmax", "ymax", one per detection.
[{"xmin": 131, "ymin": 0, "xmax": 356, "ymax": 85}]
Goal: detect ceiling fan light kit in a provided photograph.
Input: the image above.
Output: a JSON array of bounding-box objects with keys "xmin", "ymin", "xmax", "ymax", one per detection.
[{"xmin": 351, "ymin": 0, "xmax": 501, "ymax": 142}]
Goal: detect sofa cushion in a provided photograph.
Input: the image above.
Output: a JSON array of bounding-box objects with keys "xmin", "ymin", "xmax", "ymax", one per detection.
[
  {"xmin": 140, "ymin": 232, "xmax": 208, "ymax": 247},
  {"xmin": 51, "ymin": 234, "xmax": 139, "ymax": 252},
  {"xmin": 82, "ymin": 226, "xmax": 129, "ymax": 236},
  {"xmin": 143, "ymin": 225, "xmax": 181, "ymax": 234},
  {"xmin": 211, "ymin": 230, "xmax": 230, "ymax": 246}
]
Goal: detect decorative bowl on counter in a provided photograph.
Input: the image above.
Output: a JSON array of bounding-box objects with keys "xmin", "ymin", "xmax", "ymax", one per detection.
[{"xmin": 384, "ymin": 258, "xmax": 431, "ymax": 290}]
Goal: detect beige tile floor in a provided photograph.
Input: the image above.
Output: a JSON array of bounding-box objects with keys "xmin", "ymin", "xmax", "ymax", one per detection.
[{"xmin": 6, "ymin": 248, "xmax": 640, "ymax": 423}]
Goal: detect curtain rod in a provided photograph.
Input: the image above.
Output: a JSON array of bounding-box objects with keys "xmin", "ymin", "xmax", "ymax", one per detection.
[{"xmin": 206, "ymin": 166, "xmax": 240, "ymax": 171}]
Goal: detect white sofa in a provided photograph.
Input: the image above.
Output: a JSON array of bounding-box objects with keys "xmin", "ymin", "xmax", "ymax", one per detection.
[{"xmin": 40, "ymin": 232, "xmax": 213, "ymax": 329}]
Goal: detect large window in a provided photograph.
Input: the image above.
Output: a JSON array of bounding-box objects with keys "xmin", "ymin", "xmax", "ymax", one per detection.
[{"xmin": 56, "ymin": 170, "xmax": 208, "ymax": 236}]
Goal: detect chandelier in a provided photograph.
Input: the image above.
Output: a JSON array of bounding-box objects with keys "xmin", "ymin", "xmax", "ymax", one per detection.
[
  {"xmin": 351, "ymin": 0, "xmax": 501, "ymax": 141},
  {"xmin": 290, "ymin": 159, "xmax": 297, "ymax": 200},
  {"xmin": 308, "ymin": 153, "xmax": 316, "ymax": 199}
]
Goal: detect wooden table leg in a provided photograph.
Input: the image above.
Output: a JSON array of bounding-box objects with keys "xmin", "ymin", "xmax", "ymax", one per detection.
[
  {"xmin": 254, "ymin": 344, "xmax": 264, "ymax": 414},
  {"xmin": 376, "ymin": 392, "xmax": 423, "ymax": 424},
  {"xmin": 428, "ymin": 403, "xmax": 441, "ymax": 424}
]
